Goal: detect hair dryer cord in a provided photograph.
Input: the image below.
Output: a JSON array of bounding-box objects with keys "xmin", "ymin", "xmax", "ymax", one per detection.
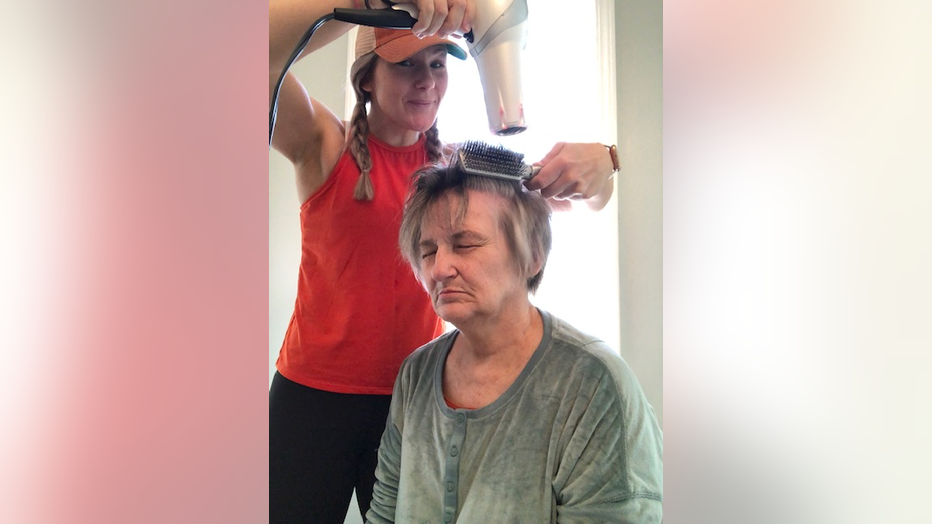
[
  {"xmin": 270, "ymin": 7, "xmax": 430, "ymax": 146},
  {"xmin": 269, "ymin": 13, "xmax": 335, "ymax": 147}
]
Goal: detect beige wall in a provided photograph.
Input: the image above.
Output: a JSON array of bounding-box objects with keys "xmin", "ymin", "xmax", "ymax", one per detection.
[{"xmin": 615, "ymin": 0, "xmax": 663, "ymax": 426}]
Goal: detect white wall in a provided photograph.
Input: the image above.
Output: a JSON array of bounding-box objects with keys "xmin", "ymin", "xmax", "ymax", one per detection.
[{"xmin": 615, "ymin": 0, "xmax": 663, "ymax": 427}]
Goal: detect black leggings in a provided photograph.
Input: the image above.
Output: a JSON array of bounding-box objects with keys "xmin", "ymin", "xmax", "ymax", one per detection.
[{"xmin": 269, "ymin": 372, "xmax": 392, "ymax": 524}]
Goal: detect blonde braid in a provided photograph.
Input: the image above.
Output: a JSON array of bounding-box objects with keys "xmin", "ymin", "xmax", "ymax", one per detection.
[
  {"xmin": 425, "ymin": 122, "xmax": 444, "ymax": 163},
  {"xmin": 348, "ymin": 100, "xmax": 374, "ymax": 200},
  {"xmin": 348, "ymin": 54, "xmax": 378, "ymax": 201}
]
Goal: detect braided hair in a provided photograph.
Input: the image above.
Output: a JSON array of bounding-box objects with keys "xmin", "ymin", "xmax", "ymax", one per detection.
[{"xmin": 347, "ymin": 52, "xmax": 444, "ymax": 201}]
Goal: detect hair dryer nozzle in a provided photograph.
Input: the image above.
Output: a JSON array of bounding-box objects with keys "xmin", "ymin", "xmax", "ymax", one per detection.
[
  {"xmin": 466, "ymin": 0, "xmax": 529, "ymax": 135},
  {"xmin": 472, "ymin": 23, "xmax": 527, "ymax": 135}
]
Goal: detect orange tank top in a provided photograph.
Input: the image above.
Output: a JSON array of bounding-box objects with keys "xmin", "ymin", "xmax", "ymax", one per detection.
[{"xmin": 276, "ymin": 135, "xmax": 445, "ymax": 395}]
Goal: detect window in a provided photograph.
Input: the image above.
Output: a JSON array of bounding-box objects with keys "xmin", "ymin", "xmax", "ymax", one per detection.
[{"xmin": 435, "ymin": 0, "xmax": 620, "ymax": 351}]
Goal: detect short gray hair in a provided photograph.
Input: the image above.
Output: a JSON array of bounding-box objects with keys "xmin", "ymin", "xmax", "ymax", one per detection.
[{"xmin": 398, "ymin": 159, "xmax": 553, "ymax": 293}]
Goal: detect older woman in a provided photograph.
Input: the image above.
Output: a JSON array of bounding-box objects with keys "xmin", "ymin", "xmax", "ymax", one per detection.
[{"xmin": 366, "ymin": 151, "xmax": 663, "ymax": 523}]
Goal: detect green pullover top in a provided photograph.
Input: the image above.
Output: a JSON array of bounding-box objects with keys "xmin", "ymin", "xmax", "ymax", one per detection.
[{"xmin": 366, "ymin": 310, "xmax": 663, "ymax": 523}]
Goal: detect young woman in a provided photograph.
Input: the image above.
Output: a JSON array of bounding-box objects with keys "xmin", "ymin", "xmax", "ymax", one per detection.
[{"xmin": 269, "ymin": 1, "xmax": 618, "ymax": 521}]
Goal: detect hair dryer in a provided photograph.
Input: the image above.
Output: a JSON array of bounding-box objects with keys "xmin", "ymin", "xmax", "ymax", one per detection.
[
  {"xmin": 334, "ymin": 0, "xmax": 530, "ymax": 136},
  {"xmin": 462, "ymin": 0, "xmax": 529, "ymax": 136}
]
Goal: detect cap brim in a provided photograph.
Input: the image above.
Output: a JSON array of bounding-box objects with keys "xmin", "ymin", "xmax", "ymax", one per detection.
[{"xmin": 375, "ymin": 34, "xmax": 467, "ymax": 63}]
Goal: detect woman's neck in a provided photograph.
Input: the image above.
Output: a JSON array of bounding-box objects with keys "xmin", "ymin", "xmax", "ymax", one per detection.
[
  {"xmin": 456, "ymin": 305, "xmax": 541, "ymax": 361},
  {"xmin": 443, "ymin": 305, "xmax": 543, "ymax": 409},
  {"xmin": 366, "ymin": 114, "xmax": 422, "ymax": 148}
]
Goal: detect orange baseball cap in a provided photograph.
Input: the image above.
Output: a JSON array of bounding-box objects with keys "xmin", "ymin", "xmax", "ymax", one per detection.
[{"xmin": 354, "ymin": 26, "xmax": 467, "ymax": 63}]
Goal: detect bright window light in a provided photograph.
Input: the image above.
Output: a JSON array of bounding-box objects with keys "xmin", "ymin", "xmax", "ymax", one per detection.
[{"xmin": 438, "ymin": 1, "xmax": 620, "ymax": 352}]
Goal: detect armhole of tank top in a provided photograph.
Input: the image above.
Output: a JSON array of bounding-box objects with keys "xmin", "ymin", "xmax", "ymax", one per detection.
[{"xmin": 299, "ymin": 149, "xmax": 352, "ymax": 211}]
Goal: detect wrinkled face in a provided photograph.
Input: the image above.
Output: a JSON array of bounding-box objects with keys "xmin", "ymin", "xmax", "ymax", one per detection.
[
  {"xmin": 417, "ymin": 190, "xmax": 531, "ymax": 328},
  {"xmin": 364, "ymin": 45, "xmax": 448, "ymax": 137}
]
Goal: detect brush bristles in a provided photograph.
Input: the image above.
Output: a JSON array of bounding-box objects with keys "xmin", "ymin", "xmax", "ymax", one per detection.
[{"xmin": 457, "ymin": 141, "xmax": 534, "ymax": 181}]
